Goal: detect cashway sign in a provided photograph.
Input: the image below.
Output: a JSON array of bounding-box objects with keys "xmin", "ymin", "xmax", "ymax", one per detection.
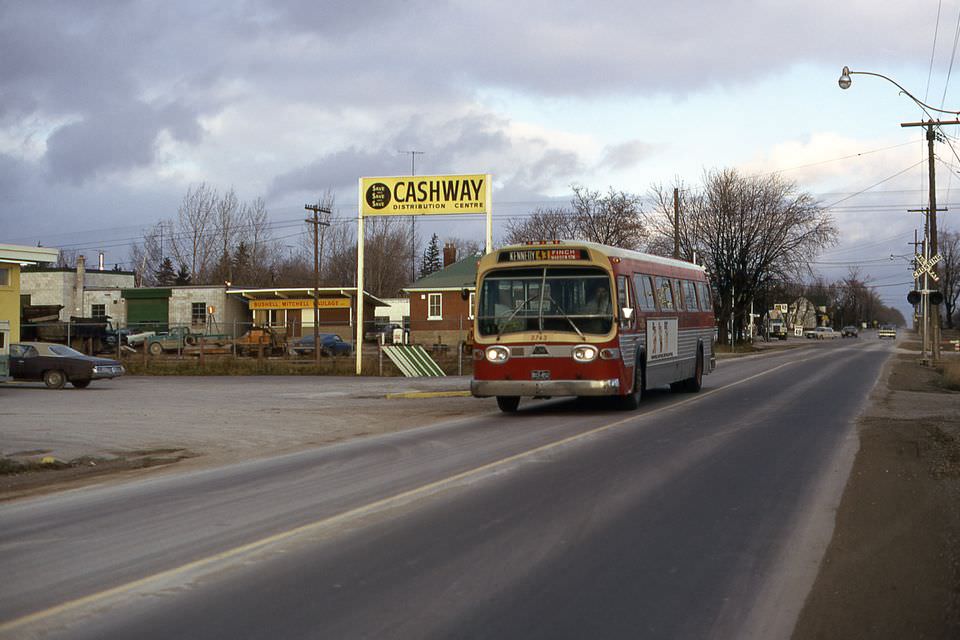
[
  {"xmin": 355, "ymin": 173, "xmax": 493, "ymax": 375},
  {"xmin": 360, "ymin": 174, "xmax": 489, "ymax": 216}
]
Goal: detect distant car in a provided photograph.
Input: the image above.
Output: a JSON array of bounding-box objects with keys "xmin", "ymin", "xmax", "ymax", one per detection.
[
  {"xmin": 841, "ymin": 325, "xmax": 859, "ymax": 338},
  {"xmin": 364, "ymin": 323, "xmax": 402, "ymax": 343},
  {"xmin": 291, "ymin": 333, "xmax": 352, "ymax": 356},
  {"xmin": 807, "ymin": 327, "xmax": 839, "ymax": 340},
  {"xmin": 878, "ymin": 324, "xmax": 897, "ymax": 339},
  {"xmin": 9, "ymin": 342, "xmax": 125, "ymax": 389}
]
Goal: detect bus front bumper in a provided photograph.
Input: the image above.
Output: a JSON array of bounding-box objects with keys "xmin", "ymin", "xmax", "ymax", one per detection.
[{"xmin": 471, "ymin": 378, "xmax": 620, "ymax": 398}]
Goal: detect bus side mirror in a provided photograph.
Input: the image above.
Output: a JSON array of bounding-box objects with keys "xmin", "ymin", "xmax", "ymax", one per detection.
[
  {"xmin": 621, "ymin": 307, "xmax": 634, "ymax": 320},
  {"xmin": 461, "ymin": 288, "xmax": 470, "ymax": 301}
]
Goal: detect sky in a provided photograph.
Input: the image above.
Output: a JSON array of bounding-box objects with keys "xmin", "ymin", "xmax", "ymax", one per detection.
[{"xmin": 3, "ymin": 0, "xmax": 960, "ymax": 321}]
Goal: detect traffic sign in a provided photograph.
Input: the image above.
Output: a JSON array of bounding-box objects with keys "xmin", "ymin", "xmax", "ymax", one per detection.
[{"xmin": 913, "ymin": 253, "xmax": 942, "ymax": 282}]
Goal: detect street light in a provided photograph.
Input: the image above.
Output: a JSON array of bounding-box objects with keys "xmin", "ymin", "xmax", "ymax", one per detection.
[
  {"xmin": 838, "ymin": 66, "xmax": 960, "ymax": 363},
  {"xmin": 838, "ymin": 66, "xmax": 960, "ymax": 116}
]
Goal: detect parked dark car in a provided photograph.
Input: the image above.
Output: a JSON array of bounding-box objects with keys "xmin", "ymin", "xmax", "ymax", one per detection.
[
  {"xmin": 291, "ymin": 333, "xmax": 352, "ymax": 356},
  {"xmin": 841, "ymin": 325, "xmax": 859, "ymax": 338},
  {"xmin": 9, "ymin": 342, "xmax": 125, "ymax": 389}
]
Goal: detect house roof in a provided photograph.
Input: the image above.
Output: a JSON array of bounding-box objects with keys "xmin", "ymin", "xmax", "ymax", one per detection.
[
  {"xmin": 0, "ymin": 244, "xmax": 59, "ymax": 266},
  {"xmin": 404, "ymin": 255, "xmax": 480, "ymax": 292}
]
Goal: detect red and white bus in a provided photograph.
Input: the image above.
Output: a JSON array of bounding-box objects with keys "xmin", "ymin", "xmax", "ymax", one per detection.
[{"xmin": 470, "ymin": 241, "xmax": 716, "ymax": 412}]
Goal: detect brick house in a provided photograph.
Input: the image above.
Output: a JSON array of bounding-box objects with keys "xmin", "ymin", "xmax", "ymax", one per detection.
[{"xmin": 404, "ymin": 244, "xmax": 480, "ymax": 347}]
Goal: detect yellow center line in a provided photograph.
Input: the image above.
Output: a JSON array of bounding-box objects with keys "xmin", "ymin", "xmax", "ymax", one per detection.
[{"xmin": 0, "ymin": 358, "xmax": 800, "ymax": 634}]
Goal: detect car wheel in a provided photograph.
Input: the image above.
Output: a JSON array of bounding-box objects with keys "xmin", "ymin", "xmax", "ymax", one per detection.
[
  {"xmin": 72, "ymin": 379, "xmax": 91, "ymax": 389},
  {"xmin": 148, "ymin": 342, "xmax": 163, "ymax": 355},
  {"xmin": 44, "ymin": 370, "xmax": 66, "ymax": 390}
]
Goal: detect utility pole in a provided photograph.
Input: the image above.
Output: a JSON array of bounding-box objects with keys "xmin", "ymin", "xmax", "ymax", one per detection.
[
  {"xmin": 673, "ymin": 187, "xmax": 680, "ymax": 260},
  {"xmin": 399, "ymin": 150, "xmax": 424, "ymax": 282},
  {"xmin": 902, "ymin": 118, "xmax": 958, "ymax": 363},
  {"xmin": 305, "ymin": 203, "xmax": 331, "ymax": 365}
]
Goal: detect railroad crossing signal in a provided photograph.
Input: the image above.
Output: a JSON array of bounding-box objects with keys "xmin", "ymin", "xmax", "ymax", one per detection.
[{"xmin": 913, "ymin": 253, "xmax": 942, "ymax": 282}]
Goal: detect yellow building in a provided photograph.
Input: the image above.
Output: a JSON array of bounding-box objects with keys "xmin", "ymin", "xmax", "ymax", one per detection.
[{"xmin": 1, "ymin": 244, "xmax": 60, "ymax": 345}]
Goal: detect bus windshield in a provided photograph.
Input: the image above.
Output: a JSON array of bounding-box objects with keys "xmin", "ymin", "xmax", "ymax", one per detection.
[{"xmin": 477, "ymin": 266, "xmax": 614, "ymax": 336}]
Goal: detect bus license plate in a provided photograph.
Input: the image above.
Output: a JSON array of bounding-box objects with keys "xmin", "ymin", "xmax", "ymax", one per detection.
[{"xmin": 531, "ymin": 370, "xmax": 551, "ymax": 380}]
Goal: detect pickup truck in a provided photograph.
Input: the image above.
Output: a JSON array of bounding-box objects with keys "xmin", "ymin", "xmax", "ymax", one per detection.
[{"xmin": 144, "ymin": 327, "xmax": 230, "ymax": 355}]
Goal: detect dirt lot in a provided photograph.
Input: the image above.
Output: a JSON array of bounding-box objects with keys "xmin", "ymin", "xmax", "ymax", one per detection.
[
  {"xmin": 793, "ymin": 343, "xmax": 960, "ymax": 639},
  {"xmin": 0, "ymin": 375, "xmax": 495, "ymax": 500}
]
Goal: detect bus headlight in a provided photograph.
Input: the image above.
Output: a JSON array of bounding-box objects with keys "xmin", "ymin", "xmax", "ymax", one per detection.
[
  {"xmin": 485, "ymin": 345, "xmax": 510, "ymax": 364},
  {"xmin": 572, "ymin": 345, "xmax": 598, "ymax": 363}
]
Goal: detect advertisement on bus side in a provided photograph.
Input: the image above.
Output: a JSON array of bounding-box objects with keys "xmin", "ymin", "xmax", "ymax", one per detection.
[{"xmin": 647, "ymin": 318, "xmax": 678, "ymax": 362}]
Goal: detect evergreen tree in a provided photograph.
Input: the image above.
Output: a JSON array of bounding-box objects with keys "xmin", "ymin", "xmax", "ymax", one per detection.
[
  {"xmin": 232, "ymin": 241, "xmax": 252, "ymax": 285},
  {"xmin": 419, "ymin": 234, "xmax": 442, "ymax": 279},
  {"xmin": 154, "ymin": 257, "xmax": 176, "ymax": 286},
  {"xmin": 175, "ymin": 264, "xmax": 192, "ymax": 285}
]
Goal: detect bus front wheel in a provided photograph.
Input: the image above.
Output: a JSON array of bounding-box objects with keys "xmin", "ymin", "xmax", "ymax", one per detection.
[
  {"xmin": 619, "ymin": 355, "xmax": 644, "ymax": 410},
  {"xmin": 496, "ymin": 396, "xmax": 520, "ymax": 413}
]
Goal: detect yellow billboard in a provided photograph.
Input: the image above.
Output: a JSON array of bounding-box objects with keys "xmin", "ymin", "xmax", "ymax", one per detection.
[
  {"xmin": 248, "ymin": 298, "xmax": 350, "ymax": 310},
  {"xmin": 360, "ymin": 174, "xmax": 489, "ymax": 216}
]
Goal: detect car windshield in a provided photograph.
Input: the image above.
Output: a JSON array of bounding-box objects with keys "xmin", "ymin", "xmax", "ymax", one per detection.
[
  {"xmin": 477, "ymin": 266, "xmax": 614, "ymax": 336},
  {"xmin": 49, "ymin": 345, "xmax": 86, "ymax": 357}
]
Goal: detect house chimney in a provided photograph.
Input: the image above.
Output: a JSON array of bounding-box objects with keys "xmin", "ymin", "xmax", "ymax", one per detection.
[
  {"xmin": 443, "ymin": 243, "xmax": 457, "ymax": 268},
  {"xmin": 74, "ymin": 254, "xmax": 86, "ymax": 317}
]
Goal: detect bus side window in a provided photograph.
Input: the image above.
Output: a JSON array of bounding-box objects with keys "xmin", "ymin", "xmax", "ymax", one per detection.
[
  {"xmin": 655, "ymin": 277, "xmax": 675, "ymax": 311},
  {"xmin": 697, "ymin": 282, "xmax": 713, "ymax": 311},
  {"xmin": 633, "ymin": 274, "xmax": 657, "ymax": 311},
  {"xmin": 672, "ymin": 279, "xmax": 685, "ymax": 311},
  {"xmin": 683, "ymin": 280, "xmax": 699, "ymax": 310}
]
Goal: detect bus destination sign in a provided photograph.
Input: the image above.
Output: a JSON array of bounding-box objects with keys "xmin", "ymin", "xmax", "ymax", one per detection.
[{"xmin": 499, "ymin": 248, "xmax": 587, "ymax": 263}]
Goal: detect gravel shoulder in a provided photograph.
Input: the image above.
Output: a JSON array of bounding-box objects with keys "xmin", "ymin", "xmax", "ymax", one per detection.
[{"xmin": 793, "ymin": 343, "xmax": 960, "ymax": 639}]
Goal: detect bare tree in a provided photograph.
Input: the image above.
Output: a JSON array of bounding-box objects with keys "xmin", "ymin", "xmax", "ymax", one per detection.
[
  {"xmin": 211, "ymin": 187, "xmax": 240, "ymax": 283},
  {"xmin": 128, "ymin": 221, "xmax": 170, "ymax": 286},
  {"xmin": 503, "ymin": 186, "xmax": 645, "ymax": 249},
  {"xmin": 940, "ymin": 229, "xmax": 960, "ymax": 328},
  {"xmin": 649, "ymin": 169, "xmax": 838, "ymax": 342},
  {"xmin": 503, "ymin": 207, "xmax": 576, "ymax": 245},
  {"xmin": 170, "ymin": 183, "xmax": 218, "ymax": 282},
  {"xmin": 570, "ymin": 185, "xmax": 645, "ymax": 249},
  {"xmin": 445, "ymin": 235, "xmax": 484, "ymax": 259}
]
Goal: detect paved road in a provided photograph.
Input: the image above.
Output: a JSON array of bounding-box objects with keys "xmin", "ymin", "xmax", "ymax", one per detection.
[{"xmin": 0, "ymin": 339, "xmax": 893, "ymax": 639}]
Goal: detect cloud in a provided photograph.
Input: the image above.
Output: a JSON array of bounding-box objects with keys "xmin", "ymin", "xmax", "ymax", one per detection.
[
  {"xmin": 43, "ymin": 101, "xmax": 204, "ymax": 184},
  {"xmin": 599, "ymin": 140, "xmax": 656, "ymax": 171}
]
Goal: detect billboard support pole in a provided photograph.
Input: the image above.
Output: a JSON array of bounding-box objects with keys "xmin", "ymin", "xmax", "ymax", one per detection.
[
  {"xmin": 356, "ymin": 178, "xmax": 365, "ymax": 375},
  {"xmin": 485, "ymin": 174, "xmax": 493, "ymax": 254}
]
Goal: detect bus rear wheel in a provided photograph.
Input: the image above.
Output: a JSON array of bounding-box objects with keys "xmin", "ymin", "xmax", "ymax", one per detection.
[
  {"xmin": 496, "ymin": 396, "xmax": 520, "ymax": 413},
  {"xmin": 678, "ymin": 346, "xmax": 704, "ymax": 392}
]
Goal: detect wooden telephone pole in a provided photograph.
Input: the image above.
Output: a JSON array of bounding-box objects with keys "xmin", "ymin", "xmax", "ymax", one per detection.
[{"xmin": 305, "ymin": 203, "xmax": 331, "ymax": 364}]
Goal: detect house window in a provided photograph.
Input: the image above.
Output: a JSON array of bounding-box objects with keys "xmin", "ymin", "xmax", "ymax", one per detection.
[
  {"xmin": 91, "ymin": 304, "xmax": 106, "ymax": 319},
  {"xmin": 428, "ymin": 293, "xmax": 442, "ymax": 320},
  {"xmin": 191, "ymin": 302, "xmax": 207, "ymax": 325},
  {"xmin": 0, "ymin": 267, "xmax": 9, "ymax": 287},
  {"xmin": 468, "ymin": 292, "xmax": 475, "ymax": 320}
]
